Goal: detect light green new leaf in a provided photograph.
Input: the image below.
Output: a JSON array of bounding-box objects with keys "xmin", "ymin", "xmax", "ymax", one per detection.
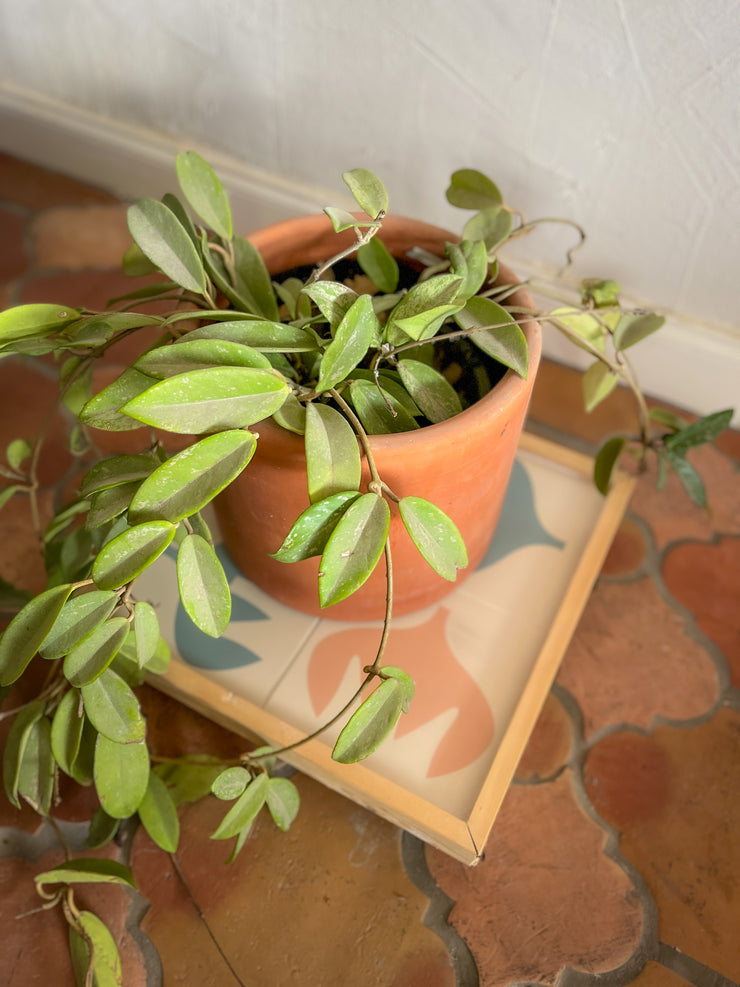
[
  {"xmin": 454, "ymin": 296, "xmax": 528, "ymax": 377},
  {"xmin": 17, "ymin": 715, "xmax": 55, "ymax": 814},
  {"xmin": 612, "ymin": 312, "xmax": 665, "ymax": 351},
  {"xmin": 357, "ymin": 237, "xmax": 399, "ymax": 293},
  {"xmin": 211, "ymin": 765, "xmax": 251, "ymax": 801},
  {"xmin": 0, "ymin": 303, "xmax": 81, "ymax": 344},
  {"xmin": 463, "ymin": 206, "xmax": 513, "ymax": 253},
  {"xmin": 40, "ymin": 590, "xmax": 120, "ymax": 660},
  {"xmin": 79, "ymin": 368, "xmax": 155, "ymax": 432},
  {"xmin": 343, "ymin": 169, "xmax": 388, "ymax": 219},
  {"xmin": 582, "ymin": 361, "xmax": 620, "ymax": 412},
  {"xmin": 127, "ymin": 198, "xmax": 207, "ymax": 295},
  {"xmin": 550, "ymin": 307, "xmax": 607, "ymax": 354},
  {"xmin": 175, "ymin": 150, "xmax": 233, "ymax": 240},
  {"xmin": 446, "ymin": 169, "xmax": 503, "ymax": 211},
  {"xmin": 122, "ymin": 367, "xmax": 289, "ymax": 433},
  {"xmin": 6, "ymin": 438, "xmax": 31, "ymax": 472},
  {"xmin": 138, "ymin": 770, "xmax": 180, "ymax": 852},
  {"xmin": 348, "ymin": 379, "xmax": 419, "ymax": 435},
  {"xmin": 80, "ymin": 454, "xmax": 157, "ymax": 498},
  {"xmin": 94, "ymin": 733, "xmax": 149, "ymax": 818},
  {"xmin": 51, "ymin": 689, "xmax": 85, "ymax": 777},
  {"xmin": 581, "ymin": 278, "xmax": 621, "ymax": 307},
  {"xmin": 316, "ymin": 295, "xmax": 379, "ymax": 393},
  {"xmin": 36, "ymin": 857, "xmax": 136, "ymax": 892},
  {"xmin": 664, "ymin": 409, "xmax": 734, "ymax": 454},
  {"xmin": 186, "ymin": 319, "xmax": 317, "ymax": 352},
  {"xmin": 324, "ymin": 206, "xmax": 367, "ymax": 234},
  {"xmin": 63, "ymin": 618, "xmax": 130, "ymax": 688},
  {"xmin": 397, "ymin": 360, "xmax": 462, "ymax": 424},
  {"xmin": 266, "ymin": 777, "xmax": 300, "ymax": 831},
  {"xmin": 136, "ymin": 338, "xmax": 271, "ymax": 378},
  {"xmin": 211, "ymin": 772, "xmax": 269, "ymax": 841},
  {"xmin": 0, "ymin": 485, "xmax": 19, "ymax": 511},
  {"xmin": 399, "ymin": 497, "xmax": 468, "ymax": 580},
  {"xmin": 177, "ymin": 534, "xmax": 231, "ymax": 637},
  {"xmin": 302, "ymin": 281, "xmax": 358, "ymax": 330},
  {"xmin": 332, "ymin": 668, "xmax": 415, "ymax": 763},
  {"xmin": 69, "ymin": 910, "xmax": 123, "ymax": 987},
  {"xmin": 91, "ymin": 520, "xmax": 176, "ymax": 590},
  {"xmin": 318, "ymin": 493, "xmax": 390, "ymax": 608},
  {"xmin": 81, "ymin": 668, "xmax": 145, "ymax": 743},
  {"xmin": 129, "ymin": 430, "xmax": 257, "ymax": 524},
  {"xmin": 272, "ymin": 490, "xmax": 361, "ymax": 563},
  {"xmin": 0, "ymin": 583, "xmax": 73, "ymax": 686},
  {"xmin": 593, "ymin": 436, "xmax": 626, "ymax": 495},
  {"xmin": 649, "ymin": 407, "xmax": 688, "ymax": 432},
  {"xmin": 305, "ymin": 403, "xmax": 361, "ymax": 503},
  {"xmin": 3, "ymin": 700, "xmax": 44, "ymax": 808},
  {"xmin": 133, "ymin": 602, "xmax": 159, "ymax": 668}
]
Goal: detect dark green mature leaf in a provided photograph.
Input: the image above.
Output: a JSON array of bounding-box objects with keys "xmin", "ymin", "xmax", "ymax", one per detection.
[
  {"xmin": 133, "ymin": 602, "xmax": 159, "ymax": 668},
  {"xmin": 138, "ymin": 770, "xmax": 180, "ymax": 852},
  {"xmin": 51, "ymin": 689, "xmax": 85, "ymax": 777},
  {"xmin": 40, "ymin": 591, "xmax": 120, "ymax": 660},
  {"xmin": 582, "ymin": 361, "xmax": 619, "ymax": 412},
  {"xmin": 663, "ymin": 449, "xmax": 707, "ymax": 508},
  {"xmin": 36, "ymin": 857, "xmax": 136, "ymax": 891},
  {"xmin": 211, "ymin": 766, "xmax": 251, "ymax": 801},
  {"xmin": 79, "ymin": 368, "xmax": 154, "ymax": 432},
  {"xmin": 176, "ymin": 150, "xmax": 233, "ymax": 240},
  {"xmin": 463, "ymin": 206, "xmax": 513, "ymax": 253},
  {"xmin": 129, "ymin": 430, "xmax": 257, "ymax": 524},
  {"xmin": 186, "ymin": 320, "xmax": 317, "ymax": 352},
  {"xmin": 94, "ymin": 734, "xmax": 149, "ymax": 818},
  {"xmin": 446, "ymin": 169, "xmax": 503, "ymax": 211},
  {"xmin": 266, "ymin": 777, "xmax": 300, "ymax": 831},
  {"xmin": 0, "ymin": 303, "xmax": 81, "ymax": 345},
  {"xmin": 397, "ymin": 360, "xmax": 462, "ymax": 423},
  {"xmin": 332, "ymin": 667, "xmax": 415, "ymax": 763},
  {"xmin": 80, "ymin": 455, "xmax": 157, "ymax": 498},
  {"xmin": 211, "ymin": 772, "xmax": 269, "ymax": 840},
  {"xmin": 272, "ymin": 491, "xmax": 361, "ymax": 563},
  {"xmin": 316, "ymin": 295, "xmax": 379, "ymax": 393},
  {"xmin": 386, "ymin": 275, "xmax": 463, "ymax": 342},
  {"xmin": 122, "ymin": 367, "xmax": 289, "ymax": 433},
  {"xmin": 318, "ymin": 493, "xmax": 390, "ymax": 607},
  {"xmin": 177, "ymin": 535, "xmax": 231, "ymax": 637},
  {"xmin": 343, "ymin": 169, "xmax": 388, "ymax": 219},
  {"xmin": 91, "ymin": 521, "xmax": 176, "ymax": 590},
  {"xmin": 127, "ymin": 198, "xmax": 207, "ymax": 295},
  {"xmin": 16, "ymin": 716, "xmax": 55, "ymax": 814},
  {"xmin": 0, "ymin": 583, "xmax": 73, "ymax": 686},
  {"xmin": 81, "ymin": 668, "xmax": 145, "ymax": 743},
  {"xmin": 86, "ymin": 806, "xmax": 120, "ymax": 850},
  {"xmin": 348, "ymin": 379, "xmax": 419, "ymax": 435},
  {"xmin": 3, "ymin": 700, "xmax": 44, "ymax": 808},
  {"xmin": 399, "ymin": 497, "xmax": 467, "ymax": 580},
  {"xmin": 69, "ymin": 910, "xmax": 123, "ymax": 987},
  {"xmin": 454, "ymin": 296, "xmax": 528, "ymax": 377},
  {"xmin": 233, "ymin": 235, "xmax": 280, "ymax": 321},
  {"xmin": 136, "ymin": 338, "xmax": 271, "ymax": 378},
  {"xmin": 357, "ymin": 237, "xmax": 399, "ymax": 293},
  {"xmin": 594, "ymin": 436, "xmax": 626, "ymax": 495},
  {"xmin": 664, "ymin": 409, "xmax": 733, "ymax": 454},
  {"xmin": 612, "ymin": 312, "xmax": 665, "ymax": 351},
  {"xmin": 305, "ymin": 403, "xmax": 361, "ymax": 503},
  {"xmin": 63, "ymin": 618, "xmax": 130, "ymax": 688}
]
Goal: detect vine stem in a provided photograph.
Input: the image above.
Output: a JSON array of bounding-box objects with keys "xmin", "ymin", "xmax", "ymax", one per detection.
[{"xmin": 307, "ymin": 215, "xmax": 384, "ymax": 285}]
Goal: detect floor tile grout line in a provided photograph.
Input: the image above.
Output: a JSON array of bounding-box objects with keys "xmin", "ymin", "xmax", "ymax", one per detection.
[{"xmin": 656, "ymin": 941, "xmax": 740, "ymax": 987}]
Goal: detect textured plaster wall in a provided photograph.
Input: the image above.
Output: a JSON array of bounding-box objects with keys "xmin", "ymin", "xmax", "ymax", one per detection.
[{"xmin": 1, "ymin": 0, "xmax": 738, "ymax": 336}]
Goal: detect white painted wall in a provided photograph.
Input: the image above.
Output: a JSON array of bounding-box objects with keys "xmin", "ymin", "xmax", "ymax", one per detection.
[{"xmin": 1, "ymin": 0, "xmax": 738, "ymax": 393}]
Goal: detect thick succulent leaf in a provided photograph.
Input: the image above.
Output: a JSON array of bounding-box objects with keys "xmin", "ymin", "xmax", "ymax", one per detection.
[
  {"xmin": 63, "ymin": 617, "xmax": 130, "ymax": 688},
  {"xmin": 138, "ymin": 770, "xmax": 180, "ymax": 852},
  {"xmin": 446, "ymin": 239, "xmax": 489, "ymax": 301},
  {"xmin": 664, "ymin": 409, "xmax": 733, "ymax": 454},
  {"xmin": 0, "ymin": 583, "xmax": 73, "ymax": 686},
  {"xmin": 233, "ymin": 235, "xmax": 280, "ymax": 321},
  {"xmin": 271, "ymin": 393, "xmax": 307, "ymax": 434},
  {"xmin": 455, "ymin": 296, "xmax": 528, "ymax": 377},
  {"xmin": 663, "ymin": 449, "xmax": 707, "ymax": 508},
  {"xmin": 357, "ymin": 237, "xmax": 399, "ymax": 293},
  {"xmin": 127, "ymin": 198, "xmax": 207, "ymax": 295},
  {"xmin": 133, "ymin": 602, "xmax": 160, "ymax": 668},
  {"xmin": 177, "ymin": 534, "xmax": 231, "ymax": 637},
  {"xmin": 136, "ymin": 338, "xmax": 271, "ymax": 378},
  {"xmin": 16, "ymin": 715, "xmax": 55, "ymax": 814},
  {"xmin": 85, "ymin": 482, "xmax": 140, "ymax": 530},
  {"xmin": 122, "ymin": 367, "xmax": 289, "ymax": 433},
  {"xmin": 80, "ymin": 454, "xmax": 158, "ymax": 498},
  {"xmin": 446, "ymin": 169, "xmax": 503, "ymax": 210},
  {"xmin": 211, "ymin": 766, "xmax": 251, "ymax": 801},
  {"xmin": 0, "ymin": 303, "xmax": 81, "ymax": 344},
  {"xmin": 69, "ymin": 910, "xmax": 123, "ymax": 987},
  {"xmin": 272, "ymin": 490, "xmax": 361, "ymax": 563},
  {"xmin": 155, "ymin": 756, "xmax": 229, "ymax": 807},
  {"xmin": 593, "ymin": 436, "xmax": 626, "ymax": 495},
  {"xmin": 94, "ymin": 734, "xmax": 149, "ymax": 819},
  {"xmin": 386, "ymin": 275, "xmax": 463, "ymax": 342},
  {"xmin": 550, "ymin": 307, "xmax": 607, "ymax": 353},
  {"xmin": 186, "ymin": 319, "xmax": 317, "ymax": 352},
  {"xmin": 40, "ymin": 590, "xmax": 120, "ymax": 660},
  {"xmin": 399, "ymin": 497, "xmax": 468, "ymax": 580},
  {"xmin": 91, "ymin": 521, "xmax": 176, "ymax": 590},
  {"xmin": 332, "ymin": 667, "xmax": 415, "ymax": 763},
  {"xmin": 79, "ymin": 369, "xmax": 155, "ymax": 432},
  {"xmin": 348, "ymin": 379, "xmax": 419, "ymax": 435},
  {"xmin": 582, "ymin": 361, "xmax": 620, "ymax": 412},
  {"xmin": 266, "ymin": 777, "xmax": 300, "ymax": 831},
  {"xmin": 342, "ymin": 168, "xmax": 388, "ymax": 219},
  {"xmin": 302, "ymin": 281, "xmax": 358, "ymax": 330},
  {"xmin": 175, "ymin": 150, "xmax": 233, "ymax": 240},
  {"xmin": 323, "ymin": 206, "xmax": 365, "ymax": 234},
  {"xmin": 211, "ymin": 772, "xmax": 269, "ymax": 840},
  {"xmin": 612, "ymin": 312, "xmax": 665, "ymax": 351},
  {"xmin": 3, "ymin": 700, "xmax": 44, "ymax": 808},
  {"xmin": 86, "ymin": 807, "xmax": 120, "ymax": 850},
  {"xmin": 397, "ymin": 359, "xmax": 462, "ymax": 423},
  {"xmin": 128, "ymin": 430, "xmax": 257, "ymax": 524},
  {"xmin": 50, "ymin": 689, "xmax": 86, "ymax": 777},
  {"xmin": 318, "ymin": 494, "xmax": 390, "ymax": 607},
  {"xmin": 462, "ymin": 206, "xmax": 513, "ymax": 253},
  {"xmin": 316, "ymin": 295, "xmax": 379, "ymax": 393},
  {"xmin": 305, "ymin": 403, "xmax": 361, "ymax": 503},
  {"xmin": 36, "ymin": 857, "xmax": 136, "ymax": 891},
  {"xmin": 81, "ymin": 668, "xmax": 145, "ymax": 743}
]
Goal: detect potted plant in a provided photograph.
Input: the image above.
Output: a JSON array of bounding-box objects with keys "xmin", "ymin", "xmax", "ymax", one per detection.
[{"xmin": 0, "ymin": 153, "xmax": 732, "ymax": 982}]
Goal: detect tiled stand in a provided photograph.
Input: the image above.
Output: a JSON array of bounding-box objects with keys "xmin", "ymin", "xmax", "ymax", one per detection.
[{"xmin": 1, "ymin": 152, "xmax": 738, "ymax": 986}]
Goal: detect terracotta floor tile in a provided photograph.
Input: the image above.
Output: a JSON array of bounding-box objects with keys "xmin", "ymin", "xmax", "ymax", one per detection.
[
  {"xmin": 0, "ymin": 206, "xmax": 29, "ymax": 281},
  {"xmin": 514, "ymin": 691, "xmax": 573, "ymax": 781},
  {"xmin": 626, "ymin": 960, "xmax": 693, "ymax": 987},
  {"xmin": 29, "ymin": 204, "xmax": 132, "ymax": 270},
  {"xmin": 601, "ymin": 517, "xmax": 647, "ymax": 577},
  {"xmin": 0, "ymin": 152, "xmax": 118, "ymax": 210},
  {"xmin": 662, "ymin": 536, "xmax": 740, "ymax": 687},
  {"xmin": 583, "ymin": 710, "xmax": 740, "ymax": 982},
  {"xmin": 557, "ymin": 578, "xmax": 719, "ymax": 738},
  {"xmin": 427, "ymin": 771, "xmax": 643, "ymax": 985}
]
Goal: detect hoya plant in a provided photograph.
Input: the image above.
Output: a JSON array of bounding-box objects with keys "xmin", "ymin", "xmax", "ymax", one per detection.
[{"xmin": 0, "ymin": 153, "xmax": 732, "ymax": 982}]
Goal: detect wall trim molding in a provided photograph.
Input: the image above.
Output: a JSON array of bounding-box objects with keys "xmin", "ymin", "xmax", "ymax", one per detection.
[{"xmin": 1, "ymin": 82, "xmax": 737, "ymax": 423}]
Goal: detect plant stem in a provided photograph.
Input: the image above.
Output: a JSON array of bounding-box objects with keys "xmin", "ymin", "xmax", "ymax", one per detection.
[{"xmin": 307, "ymin": 217, "xmax": 384, "ymax": 285}]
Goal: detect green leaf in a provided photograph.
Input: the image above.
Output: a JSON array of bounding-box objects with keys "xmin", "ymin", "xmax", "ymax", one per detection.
[
  {"xmin": 81, "ymin": 668, "xmax": 145, "ymax": 743},
  {"xmin": 63, "ymin": 618, "xmax": 130, "ymax": 688},
  {"xmin": 649, "ymin": 407, "xmax": 689, "ymax": 432},
  {"xmin": 446, "ymin": 169, "xmax": 503, "ymax": 210},
  {"xmin": 136, "ymin": 338, "xmax": 271, "ymax": 378},
  {"xmin": 51, "ymin": 689, "xmax": 85, "ymax": 777},
  {"xmin": 663, "ymin": 449, "xmax": 707, "ymax": 508},
  {"xmin": 211, "ymin": 766, "xmax": 251, "ymax": 801},
  {"xmin": 122, "ymin": 241, "xmax": 160, "ymax": 277},
  {"xmin": 69, "ymin": 911, "xmax": 123, "ymax": 987},
  {"xmin": 332, "ymin": 669, "xmax": 414, "ymax": 763},
  {"xmin": 348, "ymin": 379, "xmax": 419, "ymax": 435},
  {"xmin": 612, "ymin": 312, "xmax": 665, "ymax": 351},
  {"xmin": 266, "ymin": 777, "xmax": 300, "ymax": 831},
  {"xmin": 186, "ymin": 319, "xmax": 317, "ymax": 352},
  {"xmin": 129, "ymin": 430, "xmax": 257, "ymax": 524},
  {"xmin": 454, "ymin": 296, "xmax": 528, "ymax": 377},
  {"xmin": 122, "ymin": 367, "xmax": 289, "ymax": 433},
  {"xmin": 94, "ymin": 734, "xmax": 149, "ymax": 818},
  {"xmin": 127, "ymin": 198, "xmax": 207, "ymax": 295},
  {"xmin": 318, "ymin": 493, "xmax": 390, "ymax": 607},
  {"xmin": 323, "ymin": 206, "xmax": 366, "ymax": 234},
  {"xmin": 80, "ymin": 454, "xmax": 157, "ymax": 498},
  {"xmin": 272, "ymin": 491, "xmax": 361, "ymax": 563},
  {"xmin": 69, "ymin": 715, "xmax": 97, "ymax": 786},
  {"xmin": 79, "ymin": 368, "xmax": 154, "ymax": 432},
  {"xmin": 85, "ymin": 482, "xmax": 139, "ymax": 530},
  {"xmin": 302, "ymin": 281, "xmax": 358, "ymax": 330},
  {"xmin": 305, "ymin": 403, "xmax": 361, "ymax": 503},
  {"xmin": 17, "ymin": 715, "xmax": 55, "ymax": 814},
  {"xmin": 580, "ymin": 278, "xmax": 621, "ymax": 307},
  {"xmin": 582, "ymin": 361, "xmax": 620, "ymax": 412},
  {"xmin": 133, "ymin": 602, "xmax": 159, "ymax": 668},
  {"xmin": 386, "ymin": 275, "xmax": 463, "ymax": 342},
  {"xmin": 175, "ymin": 150, "xmax": 233, "ymax": 240},
  {"xmin": 550, "ymin": 307, "xmax": 607, "ymax": 353},
  {"xmin": 271, "ymin": 393, "xmax": 307, "ymax": 434},
  {"xmin": 86, "ymin": 806, "xmax": 120, "ymax": 850},
  {"xmin": 462, "ymin": 206, "xmax": 513, "ymax": 253},
  {"xmin": 594, "ymin": 436, "xmax": 626, "ymax": 495},
  {"xmin": 3, "ymin": 700, "xmax": 44, "ymax": 808},
  {"xmin": 316, "ymin": 295, "xmax": 379, "ymax": 393},
  {"xmin": 40, "ymin": 590, "xmax": 120, "ymax": 660},
  {"xmin": 6, "ymin": 438, "xmax": 31, "ymax": 472},
  {"xmin": 91, "ymin": 521, "xmax": 176, "ymax": 590},
  {"xmin": 233, "ymin": 235, "xmax": 280, "ymax": 321},
  {"xmin": 342, "ymin": 169, "xmax": 388, "ymax": 219},
  {"xmin": 211, "ymin": 772, "xmax": 269, "ymax": 840},
  {"xmin": 155, "ymin": 756, "xmax": 228, "ymax": 807},
  {"xmin": 398, "ymin": 497, "xmax": 468, "ymax": 580},
  {"xmin": 138, "ymin": 770, "xmax": 180, "ymax": 852},
  {"xmin": 36, "ymin": 858, "xmax": 136, "ymax": 891},
  {"xmin": 446, "ymin": 239, "xmax": 489, "ymax": 301},
  {"xmin": 397, "ymin": 359, "xmax": 462, "ymax": 423},
  {"xmin": 177, "ymin": 534, "xmax": 231, "ymax": 637},
  {"xmin": 0, "ymin": 303, "xmax": 81, "ymax": 344},
  {"xmin": 0, "ymin": 485, "xmax": 18, "ymax": 511},
  {"xmin": 162, "ymin": 193, "xmax": 200, "ymax": 247},
  {"xmin": 0, "ymin": 583, "xmax": 73, "ymax": 686},
  {"xmin": 357, "ymin": 237, "xmax": 399, "ymax": 293},
  {"xmin": 664, "ymin": 409, "xmax": 733, "ymax": 454}
]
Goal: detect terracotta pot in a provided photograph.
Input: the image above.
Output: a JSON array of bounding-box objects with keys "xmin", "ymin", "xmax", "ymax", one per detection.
[{"xmin": 213, "ymin": 214, "xmax": 542, "ymax": 620}]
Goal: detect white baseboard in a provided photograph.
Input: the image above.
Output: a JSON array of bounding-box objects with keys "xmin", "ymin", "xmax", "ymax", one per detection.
[{"xmin": 1, "ymin": 82, "xmax": 737, "ymax": 425}]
